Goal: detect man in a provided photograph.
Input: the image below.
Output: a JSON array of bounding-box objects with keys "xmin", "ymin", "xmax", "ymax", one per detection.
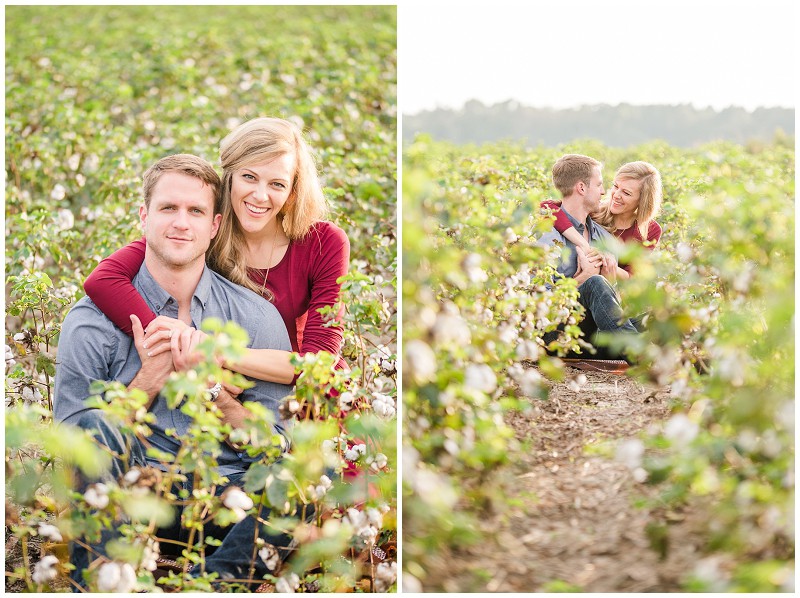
[
  {"xmin": 539, "ymin": 154, "xmax": 638, "ymax": 346},
  {"xmin": 54, "ymin": 154, "xmax": 293, "ymax": 589}
]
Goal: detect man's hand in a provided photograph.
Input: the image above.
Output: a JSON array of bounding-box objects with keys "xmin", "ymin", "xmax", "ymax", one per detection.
[{"xmin": 129, "ymin": 314, "xmax": 175, "ymax": 404}]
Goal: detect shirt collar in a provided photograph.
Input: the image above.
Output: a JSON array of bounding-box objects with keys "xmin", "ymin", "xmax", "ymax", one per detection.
[
  {"xmin": 134, "ymin": 262, "xmax": 214, "ymax": 314},
  {"xmin": 558, "ymin": 205, "xmax": 603, "ymax": 240}
]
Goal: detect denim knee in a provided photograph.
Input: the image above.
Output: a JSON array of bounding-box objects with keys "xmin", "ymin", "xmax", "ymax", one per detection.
[
  {"xmin": 71, "ymin": 409, "xmax": 147, "ymax": 476},
  {"xmin": 579, "ymin": 274, "xmax": 613, "ymax": 296}
]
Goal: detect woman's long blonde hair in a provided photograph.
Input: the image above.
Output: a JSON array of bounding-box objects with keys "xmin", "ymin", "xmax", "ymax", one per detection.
[
  {"xmin": 593, "ymin": 161, "xmax": 662, "ymax": 239},
  {"xmin": 207, "ymin": 117, "xmax": 329, "ymax": 294}
]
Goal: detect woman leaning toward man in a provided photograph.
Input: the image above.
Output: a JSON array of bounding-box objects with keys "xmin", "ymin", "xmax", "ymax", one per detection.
[{"xmin": 83, "ymin": 117, "xmax": 350, "ymax": 384}]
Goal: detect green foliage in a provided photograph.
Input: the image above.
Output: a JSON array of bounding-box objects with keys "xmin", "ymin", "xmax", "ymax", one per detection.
[
  {"xmin": 402, "ymin": 135, "xmax": 794, "ymax": 591},
  {"xmin": 5, "ymin": 5, "xmax": 396, "ymax": 593}
]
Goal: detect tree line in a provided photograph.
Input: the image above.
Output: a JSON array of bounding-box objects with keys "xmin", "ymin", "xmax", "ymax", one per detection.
[{"xmin": 403, "ymin": 101, "xmax": 794, "ymax": 147}]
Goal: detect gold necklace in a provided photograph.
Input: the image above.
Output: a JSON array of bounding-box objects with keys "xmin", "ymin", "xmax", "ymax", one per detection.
[{"xmin": 259, "ymin": 230, "xmax": 279, "ymax": 297}]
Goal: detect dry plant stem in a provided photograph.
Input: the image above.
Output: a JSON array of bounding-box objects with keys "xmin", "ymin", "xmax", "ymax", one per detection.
[
  {"xmin": 246, "ymin": 501, "xmax": 267, "ymax": 584},
  {"xmin": 21, "ymin": 537, "xmax": 31, "ymax": 589}
]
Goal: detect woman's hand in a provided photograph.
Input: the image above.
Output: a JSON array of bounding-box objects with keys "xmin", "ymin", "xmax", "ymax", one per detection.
[
  {"xmin": 600, "ymin": 252, "xmax": 618, "ymax": 282},
  {"xmin": 142, "ymin": 316, "xmax": 191, "ymax": 358},
  {"xmin": 171, "ymin": 327, "xmax": 211, "ymax": 372}
]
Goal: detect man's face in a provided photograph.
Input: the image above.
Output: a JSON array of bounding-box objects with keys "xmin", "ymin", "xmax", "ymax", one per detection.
[
  {"xmin": 584, "ymin": 166, "xmax": 605, "ymax": 211},
  {"xmin": 139, "ymin": 172, "xmax": 221, "ymax": 270}
]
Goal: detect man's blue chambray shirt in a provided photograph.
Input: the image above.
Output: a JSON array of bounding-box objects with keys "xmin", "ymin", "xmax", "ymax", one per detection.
[
  {"xmin": 54, "ymin": 262, "xmax": 293, "ymax": 476},
  {"xmin": 538, "ymin": 206, "xmax": 618, "ymax": 279}
]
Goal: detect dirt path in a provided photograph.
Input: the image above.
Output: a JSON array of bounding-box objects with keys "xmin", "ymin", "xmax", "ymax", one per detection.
[{"xmin": 431, "ymin": 367, "xmax": 709, "ymax": 593}]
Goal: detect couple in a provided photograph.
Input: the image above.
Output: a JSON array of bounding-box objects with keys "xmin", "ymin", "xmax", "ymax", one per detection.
[
  {"xmin": 540, "ymin": 154, "xmax": 663, "ymax": 356},
  {"xmin": 54, "ymin": 117, "xmax": 349, "ymax": 589}
]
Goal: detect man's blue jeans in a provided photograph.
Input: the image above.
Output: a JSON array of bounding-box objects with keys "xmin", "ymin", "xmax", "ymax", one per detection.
[
  {"xmin": 68, "ymin": 409, "xmax": 298, "ymax": 591},
  {"xmin": 577, "ymin": 275, "xmax": 638, "ymax": 334}
]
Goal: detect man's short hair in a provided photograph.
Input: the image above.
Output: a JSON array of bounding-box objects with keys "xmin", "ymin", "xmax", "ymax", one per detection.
[
  {"xmin": 552, "ymin": 154, "xmax": 602, "ymax": 197},
  {"xmin": 142, "ymin": 154, "xmax": 222, "ymax": 210}
]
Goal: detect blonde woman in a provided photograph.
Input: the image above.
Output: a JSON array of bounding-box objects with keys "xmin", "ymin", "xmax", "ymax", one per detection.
[{"xmin": 84, "ymin": 117, "xmax": 350, "ymax": 383}]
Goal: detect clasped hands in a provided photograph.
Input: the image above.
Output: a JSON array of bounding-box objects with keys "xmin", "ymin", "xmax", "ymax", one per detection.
[
  {"xmin": 575, "ymin": 246, "xmax": 617, "ymax": 283},
  {"xmin": 130, "ymin": 314, "xmax": 241, "ymax": 398}
]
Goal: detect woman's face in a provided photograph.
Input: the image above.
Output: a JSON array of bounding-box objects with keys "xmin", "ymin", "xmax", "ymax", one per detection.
[
  {"xmin": 230, "ymin": 153, "xmax": 296, "ymax": 237},
  {"xmin": 609, "ymin": 176, "xmax": 642, "ymax": 217}
]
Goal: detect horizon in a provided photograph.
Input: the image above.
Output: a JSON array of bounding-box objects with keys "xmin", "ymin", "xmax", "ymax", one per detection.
[{"xmin": 405, "ymin": 100, "xmax": 795, "ymax": 116}]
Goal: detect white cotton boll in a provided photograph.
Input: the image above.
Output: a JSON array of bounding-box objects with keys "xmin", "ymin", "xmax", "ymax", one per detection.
[
  {"xmin": 222, "ymin": 487, "xmax": 254, "ymax": 512},
  {"xmin": 403, "ymin": 574, "xmax": 423, "ymax": 593},
  {"xmin": 32, "ymin": 555, "xmax": 60, "ymax": 584},
  {"xmin": 676, "ymin": 243, "xmax": 694, "ymax": 263},
  {"xmin": 37, "ymin": 523, "xmax": 63, "ymax": 542},
  {"xmin": 374, "ymin": 561, "xmax": 397, "ymax": 592},
  {"xmin": 615, "ymin": 439, "xmax": 645, "ymax": 470},
  {"xmin": 84, "ymin": 483, "xmax": 110, "ymax": 509},
  {"xmin": 96, "ymin": 561, "xmax": 137, "ymax": 593},
  {"xmin": 140, "ymin": 540, "xmax": 159, "ymax": 572},
  {"xmin": 516, "ymin": 369, "xmax": 543, "ymax": 398},
  {"xmin": 258, "ymin": 544, "xmax": 280, "ymax": 571},
  {"xmin": 67, "ymin": 153, "xmax": 81, "ymax": 171},
  {"xmin": 358, "ymin": 524, "xmax": 379, "ymax": 544},
  {"xmin": 464, "ymin": 364, "xmax": 497, "ymax": 393},
  {"xmin": 306, "ymin": 484, "xmax": 320, "ymax": 501},
  {"xmin": 56, "ymin": 208, "xmax": 75, "ymax": 231},
  {"xmin": 664, "ymin": 413, "xmax": 698, "ymax": 447},
  {"xmin": 516, "ymin": 340, "xmax": 540, "ymax": 361},
  {"xmin": 365, "ymin": 507, "xmax": 384, "ymax": 529},
  {"xmin": 404, "ymin": 339, "xmax": 437, "ymax": 384},
  {"xmin": 367, "ymin": 453, "xmax": 389, "ymax": 472},
  {"xmin": 431, "ymin": 313, "xmax": 471, "ymax": 345},
  {"xmin": 338, "ymin": 391, "xmax": 355, "ymax": 412},
  {"xmin": 275, "ymin": 572, "xmax": 300, "ymax": 593},
  {"xmin": 345, "ymin": 443, "xmax": 366, "ymax": 462},
  {"xmin": 372, "ymin": 394, "xmax": 396, "ymax": 419},
  {"xmin": 465, "ymin": 264, "xmax": 488, "ymax": 283},
  {"xmin": 123, "ymin": 468, "xmax": 141, "ymax": 485},
  {"xmin": 498, "ymin": 324, "xmax": 517, "ymax": 345},
  {"xmin": 504, "ymin": 228, "xmax": 519, "ymax": 244},
  {"xmin": 50, "ymin": 184, "xmax": 67, "ymax": 201},
  {"xmin": 344, "ymin": 507, "xmax": 367, "ymax": 531}
]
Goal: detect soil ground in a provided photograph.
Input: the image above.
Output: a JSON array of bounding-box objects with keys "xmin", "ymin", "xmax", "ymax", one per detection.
[{"xmin": 426, "ymin": 366, "xmax": 710, "ymax": 593}]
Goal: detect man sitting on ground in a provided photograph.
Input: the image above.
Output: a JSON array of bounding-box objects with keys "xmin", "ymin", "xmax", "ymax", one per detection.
[
  {"xmin": 538, "ymin": 154, "xmax": 639, "ymax": 354},
  {"xmin": 54, "ymin": 154, "xmax": 294, "ymax": 590}
]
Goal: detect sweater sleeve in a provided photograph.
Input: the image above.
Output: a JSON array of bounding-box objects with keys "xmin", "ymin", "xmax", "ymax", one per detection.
[
  {"xmin": 646, "ymin": 220, "xmax": 663, "ymax": 248},
  {"xmin": 82, "ymin": 238, "xmax": 154, "ymax": 336},
  {"xmin": 541, "ymin": 200, "xmax": 573, "ymax": 234},
  {"xmin": 299, "ymin": 223, "xmax": 350, "ymax": 357}
]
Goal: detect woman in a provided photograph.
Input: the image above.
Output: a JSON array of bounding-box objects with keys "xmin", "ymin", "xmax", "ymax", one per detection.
[
  {"xmin": 541, "ymin": 160, "xmax": 663, "ymax": 279},
  {"xmin": 83, "ymin": 117, "xmax": 350, "ymax": 383}
]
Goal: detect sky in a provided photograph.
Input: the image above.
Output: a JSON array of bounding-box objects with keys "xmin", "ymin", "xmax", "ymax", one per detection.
[{"xmin": 399, "ymin": 0, "xmax": 796, "ymax": 114}]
